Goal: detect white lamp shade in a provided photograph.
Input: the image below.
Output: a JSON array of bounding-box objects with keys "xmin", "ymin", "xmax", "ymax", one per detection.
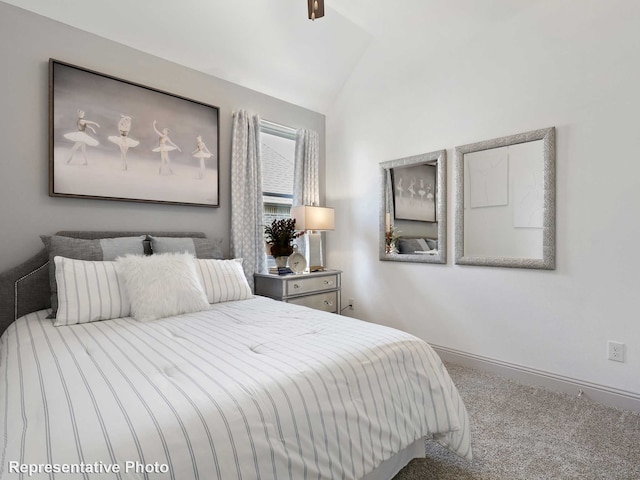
[{"xmin": 290, "ymin": 205, "xmax": 335, "ymax": 231}]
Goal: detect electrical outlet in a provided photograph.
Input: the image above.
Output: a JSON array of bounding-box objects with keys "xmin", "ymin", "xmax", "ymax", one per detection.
[
  {"xmin": 348, "ymin": 298, "xmax": 354, "ymax": 310},
  {"xmin": 607, "ymin": 341, "xmax": 625, "ymax": 363}
]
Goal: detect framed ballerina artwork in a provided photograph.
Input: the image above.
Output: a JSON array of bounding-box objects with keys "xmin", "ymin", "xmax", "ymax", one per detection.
[
  {"xmin": 390, "ymin": 162, "xmax": 437, "ymax": 222},
  {"xmin": 49, "ymin": 59, "xmax": 220, "ymax": 207}
]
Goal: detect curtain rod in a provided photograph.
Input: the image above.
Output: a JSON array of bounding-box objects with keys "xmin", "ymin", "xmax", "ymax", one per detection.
[
  {"xmin": 231, "ymin": 111, "xmax": 298, "ymax": 138},
  {"xmin": 261, "ymin": 118, "xmax": 297, "ymax": 134}
]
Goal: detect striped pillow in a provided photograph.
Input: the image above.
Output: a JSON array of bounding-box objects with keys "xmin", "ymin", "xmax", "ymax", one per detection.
[
  {"xmin": 41, "ymin": 235, "xmax": 145, "ymax": 318},
  {"xmin": 196, "ymin": 258, "xmax": 253, "ymax": 304},
  {"xmin": 54, "ymin": 256, "xmax": 130, "ymax": 326}
]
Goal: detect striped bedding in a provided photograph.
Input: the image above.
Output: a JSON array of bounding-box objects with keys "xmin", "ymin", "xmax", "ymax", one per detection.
[{"xmin": 0, "ymin": 296, "xmax": 471, "ymax": 479}]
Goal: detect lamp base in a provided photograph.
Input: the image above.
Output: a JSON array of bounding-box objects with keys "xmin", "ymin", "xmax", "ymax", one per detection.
[{"xmin": 305, "ymin": 232, "xmax": 324, "ymax": 273}]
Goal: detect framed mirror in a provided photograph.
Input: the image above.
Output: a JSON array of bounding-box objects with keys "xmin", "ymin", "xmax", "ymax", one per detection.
[
  {"xmin": 380, "ymin": 149, "xmax": 446, "ymax": 264},
  {"xmin": 454, "ymin": 127, "xmax": 555, "ymax": 269}
]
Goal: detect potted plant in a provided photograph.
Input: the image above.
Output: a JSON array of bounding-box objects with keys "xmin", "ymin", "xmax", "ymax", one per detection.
[{"xmin": 264, "ymin": 218, "xmax": 304, "ymax": 262}]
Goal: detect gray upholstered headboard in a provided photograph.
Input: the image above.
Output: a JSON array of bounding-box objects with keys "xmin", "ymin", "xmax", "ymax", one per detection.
[{"xmin": 0, "ymin": 231, "xmax": 207, "ymax": 336}]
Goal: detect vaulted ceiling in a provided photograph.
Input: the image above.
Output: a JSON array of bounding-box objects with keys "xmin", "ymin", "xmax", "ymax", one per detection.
[{"xmin": 1, "ymin": 0, "xmax": 540, "ymax": 113}]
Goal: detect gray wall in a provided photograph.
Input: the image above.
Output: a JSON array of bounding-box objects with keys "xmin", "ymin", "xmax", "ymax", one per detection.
[{"xmin": 0, "ymin": 3, "xmax": 325, "ymax": 271}]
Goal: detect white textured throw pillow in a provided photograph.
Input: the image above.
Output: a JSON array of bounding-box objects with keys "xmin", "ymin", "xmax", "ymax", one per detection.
[
  {"xmin": 54, "ymin": 256, "xmax": 130, "ymax": 326},
  {"xmin": 117, "ymin": 252, "xmax": 210, "ymax": 321},
  {"xmin": 196, "ymin": 258, "xmax": 253, "ymax": 304}
]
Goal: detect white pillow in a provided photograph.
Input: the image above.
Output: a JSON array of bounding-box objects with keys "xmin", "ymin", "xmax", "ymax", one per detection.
[
  {"xmin": 117, "ymin": 252, "xmax": 210, "ymax": 321},
  {"xmin": 54, "ymin": 256, "xmax": 130, "ymax": 326},
  {"xmin": 196, "ymin": 258, "xmax": 253, "ymax": 304}
]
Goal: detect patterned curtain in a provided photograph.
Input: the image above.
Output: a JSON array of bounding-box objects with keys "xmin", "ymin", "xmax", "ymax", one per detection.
[
  {"xmin": 293, "ymin": 129, "xmax": 320, "ymax": 207},
  {"xmin": 230, "ymin": 110, "xmax": 266, "ymax": 290},
  {"xmin": 293, "ymin": 129, "xmax": 320, "ymax": 258}
]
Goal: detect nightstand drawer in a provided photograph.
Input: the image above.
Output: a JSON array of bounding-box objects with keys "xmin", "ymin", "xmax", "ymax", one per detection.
[
  {"xmin": 288, "ymin": 291, "xmax": 338, "ymax": 313},
  {"xmin": 254, "ymin": 270, "xmax": 342, "ymax": 315},
  {"xmin": 285, "ymin": 274, "xmax": 339, "ymax": 296}
]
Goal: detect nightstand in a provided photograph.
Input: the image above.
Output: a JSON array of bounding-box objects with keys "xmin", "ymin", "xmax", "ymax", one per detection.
[{"xmin": 254, "ymin": 270, "xmax": 342, "ymax": 314}]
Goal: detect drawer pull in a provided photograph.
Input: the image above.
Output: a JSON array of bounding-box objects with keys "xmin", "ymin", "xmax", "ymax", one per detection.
[
  {"xmin": 323, "ymin": 280, "xmax": 333, "ymax": 286},
  {"xmin": 324, "ymin": 300, "xmax": 334, "ymax": 306},
  {"xmin": 293, "ymin": 284, "xmax": 300, "ymax": 289}
]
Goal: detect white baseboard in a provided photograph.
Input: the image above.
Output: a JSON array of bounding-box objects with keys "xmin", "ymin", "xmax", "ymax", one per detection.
[{"xmin": 431, "ymin": 344, "xmax": 640, "ymax": 414}]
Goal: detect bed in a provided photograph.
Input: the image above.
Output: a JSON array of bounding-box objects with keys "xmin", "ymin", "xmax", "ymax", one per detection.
[{"xmin": 0, "ymin": 231, "xmax": 471, "ymax": 479}]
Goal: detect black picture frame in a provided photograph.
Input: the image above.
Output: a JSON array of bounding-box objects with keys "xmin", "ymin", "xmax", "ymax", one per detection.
[
  {"xmin": 49, "ymin": 59, "xmax": 220, "ymax": 207},
  {"xmin": 391, "ymin": 163, "xmax": 437, "ymax": 222}
]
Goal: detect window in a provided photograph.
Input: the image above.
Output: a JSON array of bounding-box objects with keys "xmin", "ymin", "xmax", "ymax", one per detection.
[
  {"xmin": 260, "ymin": 120, "xmax": 296, "ymax": 225},
  {"xmin": 260, "ymin": 120, "xmax": 297, "ymax": 269}
]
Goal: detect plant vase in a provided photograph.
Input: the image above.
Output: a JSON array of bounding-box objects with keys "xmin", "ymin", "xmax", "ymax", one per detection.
[
  {"xmin": 270, "ymin": 245, "xmax": 294, "ymax": 269},
  {"xmin": 274, "ymin": 256, "xmax": 289, "ymax": 268}
]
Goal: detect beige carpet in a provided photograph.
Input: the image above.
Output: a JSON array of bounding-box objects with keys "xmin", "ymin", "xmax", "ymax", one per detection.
[{"xmin": 394, "ymin": 363, "xmax": 640, "ymax": 480}]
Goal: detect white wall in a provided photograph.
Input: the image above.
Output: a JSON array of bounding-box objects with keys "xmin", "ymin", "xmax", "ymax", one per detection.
[
  {"xmin": 326, "ymin": 0, "xmax": 640, "ymax": 396},
  {"xmin": 0, "ymin": 3, "xmax": 325, "ymax": 272}
]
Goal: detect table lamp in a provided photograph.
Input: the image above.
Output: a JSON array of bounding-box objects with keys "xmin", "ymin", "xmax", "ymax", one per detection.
[{"xmin": 290, "ymin": 205, "xmax": 335, "ymax": 272}]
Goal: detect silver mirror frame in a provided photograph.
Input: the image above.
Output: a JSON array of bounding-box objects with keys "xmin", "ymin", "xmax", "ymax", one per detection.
[
  {"xmin": 454, "ymin": 127, "xmax": 555, "ymax": 269},
  {"xmin": 380, "ymin": 149, "xmax": 447, "ymax": 264}
]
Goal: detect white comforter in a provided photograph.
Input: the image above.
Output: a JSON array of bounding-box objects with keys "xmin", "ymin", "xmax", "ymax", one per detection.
[{"xmin": 0, "ymin": 297, "xmax": 471, "ymax": 479}]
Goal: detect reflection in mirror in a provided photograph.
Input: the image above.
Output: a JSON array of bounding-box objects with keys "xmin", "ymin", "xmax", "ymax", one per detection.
[
  {"xmin": 454, "ymin": 127, "xmax": 555, "ymax": 269},
  {"xmin": 380, "ymin": 149, "xmax": 446, "ymax": 264}
]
